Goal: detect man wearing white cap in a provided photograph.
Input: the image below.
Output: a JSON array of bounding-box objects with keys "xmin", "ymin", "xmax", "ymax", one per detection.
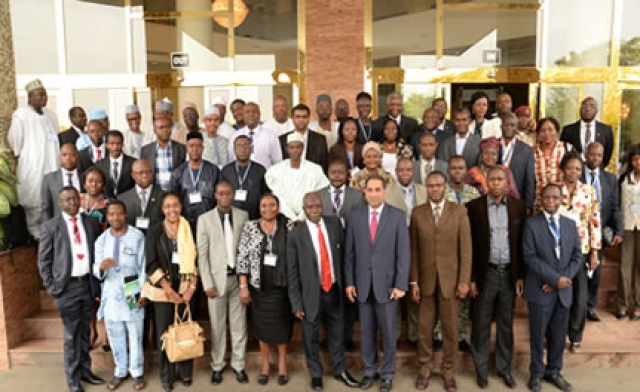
[
  {"xmin": 77, "ymin": 108, "xmax": 109, "ymax": 151},
  {"xmin": 264, "ymin": 95, "xmax": 294, "ymax": 137},
  {"xmin": 202, "ymin": 106, "xmax": 229, "ymax": 168},
  {"xmin": 154, "ymin": 98, "xmax": 182, "ymax": 138},
  {"xmin": 212, "ymin": 96, "xmax": 236, "ymax": 139},
  {"xmin": 228, "ymin": 102, "xmax": 282, "ymax": 169},
  {"xmin": 7, "ymin": 78, "xmax": 60, "ymax": 239},
  {"xmin": 265, "ymin": 132, "xmax": 329, "ymax": 222},
  {"xmin": 123, "ymin": 104, "xmax": 155, "ymax": 159}
]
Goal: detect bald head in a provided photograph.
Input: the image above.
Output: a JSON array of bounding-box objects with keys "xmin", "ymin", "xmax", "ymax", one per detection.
[{"xmin": 132, "ymin": 159, "xmax": 153, "ymax": 188}]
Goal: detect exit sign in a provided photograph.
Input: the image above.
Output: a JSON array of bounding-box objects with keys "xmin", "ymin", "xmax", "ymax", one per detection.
[
  {"xmin": 171, "ymin": 52, "xmax": 190, "ymax": 69},
  {"xmin": 482, "ymin": 49, "xmax": 501, "ymax": 65}
]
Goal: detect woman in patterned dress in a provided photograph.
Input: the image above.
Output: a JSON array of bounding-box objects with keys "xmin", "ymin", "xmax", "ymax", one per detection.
[{"xmin": 533, "ymin": 117, "xmax": 573, "ymax": 211}]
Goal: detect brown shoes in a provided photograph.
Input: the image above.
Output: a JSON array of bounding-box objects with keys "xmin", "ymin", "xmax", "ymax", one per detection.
[
  {"xmin": 414, "ymin": 371, "xmax": 431, "ymax": 390},
  {"xmin": 443, "ymin": 375, "xmax": 457, "ymax": 392}
]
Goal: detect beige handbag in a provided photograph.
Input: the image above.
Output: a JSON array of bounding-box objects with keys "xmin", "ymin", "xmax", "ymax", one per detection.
[
  {"xmin": 142, "ymin": 281, "xmax": 189, "ymax": 302},
  {"xmin": 161, "ymin": 306, "xmax": 205, "ymax": 363}
]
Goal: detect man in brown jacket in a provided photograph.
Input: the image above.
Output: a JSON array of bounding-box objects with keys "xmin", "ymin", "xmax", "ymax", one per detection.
[{"xmin": 409, "ymin": 171, "xmax": 472, "ymax": 392}]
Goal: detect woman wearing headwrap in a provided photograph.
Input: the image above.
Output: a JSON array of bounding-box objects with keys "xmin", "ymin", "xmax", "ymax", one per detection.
[
  {"xmin": 350, "ymin": 141, "xmax": 396, "ymax": 191},
  {"xmin": 464, "ymin": 137, "xmax": 519, "ymax": 198}
]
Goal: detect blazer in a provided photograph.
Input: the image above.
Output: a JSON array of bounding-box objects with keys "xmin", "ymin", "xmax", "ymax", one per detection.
[
  {"xmin": 438, "ymin": 133, "xmax": 481, "ymax": 170},
  {"xmin": 466, "ymin": 195, "xmax": 527, "ymax": 292},
  {"xmin": 38, "ymin": 214, "xmax": 102, "ymax": 298},
  {"xmin": 279, "ymin": 130, "xmax": 329, "ymax": 172},
  {"xmin": 522, "ymin": 213, "xmax": 583, "ymax": 308},
  {"xmin": 329, "ymin": 143, "xmax": 364, "ymax": 170},
  {"xmin": 58, "ymin": 127, "xmax": 80, "ymax": 147},
  {"xmin": 140, "ymin": 140, "xmax": 187, "ymax": 174},
  {"xmin": 412, "ymin": 159, "xmax": 448, "ymax": 185},
  {"xmin": 356, "ymin": 118, "xmax": 379, "ymax": 144},
  {"xmin": 344, "ymin": 204, "xmax": 410, "ymax": 304},
  {"xmin": 288, "ymin": 216, "xmax": 344, "ymax": 321},
  {"xmin": 372, "ymin": 115, "xmax": 420, "ymax": 143},
  {"xmin": 385, "ymin": 182, "xmax": 427, "ymax": 217},
  {"xmin": 561, "ymin": 120, "xmax": 614, "ymax": 167},
  {"xmin": 78, "ymin": 146, "xmax": 100, "ymax": 174},
  {"xmin": 117, "ymin": 186, "xmax": 165, "ymax": 232},
  {"xmin": 220, "ymin": 160, "xmax": 269, "ymax": 220},
  {"xmin": 41, "ymin": 169, "xmax": 84, "ymax": 221},
  {"xmin": 95, "ymin": 154, "xmax": 136, "ymax": 198},
  {"xmin": 197, "ymin": 207, "xmax": 249, "ymax": 297},
  {"xmin": 410, "ymin": 126, "xmax": 453, "ymax": 158},
  {"xmin": 409, "ymin": 201, "xmax": 472, "ymax": 299},
  {"xmin": 581, "ymin": 168, "xmax": 624, "ymax": 237},
  {"xmin": 318, "ymin": 185, "xmax": 365, "ymax": 221},
  {"xmin": 503, "ymin": 140, "xmax": 535, "ymax": 209}
]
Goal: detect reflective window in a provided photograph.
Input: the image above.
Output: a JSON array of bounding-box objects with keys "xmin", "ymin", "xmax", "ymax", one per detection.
[
  {"xmin": 543, "ymin": 83, "xmax": 604, "ymax": 128},
  {"xmin": 620, "ymin": 0, "xmax": 640, "ymax": 66},
  {"xmin": 621, "ymin": 89, "xmax": 640, "ymax": 160}
]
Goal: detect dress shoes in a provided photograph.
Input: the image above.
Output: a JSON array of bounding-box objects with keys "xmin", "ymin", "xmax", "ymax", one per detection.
[
  {"xmin": 631, "ymin": 313, "xmax": 640, "ymax": 321},
  {"xmin": 586, "ymin": 310, "xmax": 601, "ymax": 321},
  {"xmin": 311, "ymin": 377, "xmax": 323, "ymax": 390},
  {"xmin": 433, "ymin": 339, "xmax": 443, "ymax": 352},
  {"xmin": 499, "ymin": 373, "xmax": 517, "ymax": 388},
  {"xmin": 443, "ymin": 375, "xmax": 457, "ymax": 392},
  {"xmin": 359, "ymin": 376, "xmax": 375, "ymax": 390},
  {"xmin": 415, "ymin": 371, "xmax": 431, "ymax": 390},
  {"xmin": 380, "ymin": 380, "xmax": 392, "ymax": 392},
  {"xmin": 278, "ymin": 374, "xmax": 289, "ymax": 385},
  {"xmin": 345, "ymin": 339, "xmax": 357, "ymax": 351},
  {"xmin": 81, "ymin": 373, "xmax": 105, "ymax": 385},
  {"xmin": 234, "ymin": 369, "xmax": 249, "ymax": 383},
  {"xmin": 335, "ymin": 370, "xmax": 359, "ymax": 387},
  {"xmin": 68, "ymin": 384, "xmax": 84, "ymax": 392},
  {"xmin": 162, "ymin": 382, "xmax": 173, "ymax": 392},
  {"xmin": 475, "ymin": 375, "xmax": 488, "ymax": 389},
  {"xmin": 181, "ymin": 377, "xmax": 192, "ymax": 387},
  {"xmin": 569, "ymin": 341, "xmax": 582, "ymax": 353},
  {"xmin": 528, "ymin": 375, "xmax": 542, "ymax": 392},
  {"xmin": 211, "ymin": 370, "xmax": 223, "ymax": 384},
  {"xmin": 257, "ymin": 374, "xmax": 269, "ymax": 385},
  {"xmin": 458, "ymin": 339, "xmax": 471, "ymax": 352},
  {"xmin": 543, "ymin": 373, "xmax": 572, "ymax": 391}
]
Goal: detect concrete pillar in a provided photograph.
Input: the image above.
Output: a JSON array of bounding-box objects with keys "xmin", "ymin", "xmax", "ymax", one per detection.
[{"xmin": 0, "ymin": 0, "xmax": 18, "ymax": 147}]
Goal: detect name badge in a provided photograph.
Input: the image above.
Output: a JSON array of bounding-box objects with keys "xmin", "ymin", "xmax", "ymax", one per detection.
[
  {"xmin": 631, "ymin": 202, "xmax": 640, "ymax": 214},
  {"xmin": 189, "ymin": 192, "xmax": 202, "ymax": 204},
  {"xmin": 171, "ymin": 251, "xmax": 180, "ymax": 265},
  {"xmin": 235, "ymin": 189, "xmax": 248, "ymax": 202},
  {"xmin": 158, "ymin": 172, "xmax": 171, "ymax": 183},
  {"xmin": 136, "ymin": 217, "xmax": 150, "ymax": 229},
  {"xmin": 264, "ymin": 254, "xmax": 278, "ymax": 267}
]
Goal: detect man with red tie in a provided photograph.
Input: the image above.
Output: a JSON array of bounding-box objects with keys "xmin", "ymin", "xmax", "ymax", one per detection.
[{"xmin": 288, "ymin": 192, "xmax": 359, "ymax": 391}]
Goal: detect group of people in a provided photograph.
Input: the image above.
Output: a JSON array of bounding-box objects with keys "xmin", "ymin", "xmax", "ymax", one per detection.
[{"xmin": 6, "ymin": 77, "xmax": 640, "ymax": 392}]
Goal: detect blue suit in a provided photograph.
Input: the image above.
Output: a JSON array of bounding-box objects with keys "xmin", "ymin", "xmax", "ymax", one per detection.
[
  {"xmin": 344, "ymin": 203, "xmax": 410, "ymax": 380},
  {"xmin": 522, "ymin": 213, "xmax": 582, "ymax": 377}
]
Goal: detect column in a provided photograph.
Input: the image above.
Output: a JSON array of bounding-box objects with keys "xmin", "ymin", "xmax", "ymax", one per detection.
[{"xmin": 0, "ymin": 0, "xmax": 17, "ymax": 146}]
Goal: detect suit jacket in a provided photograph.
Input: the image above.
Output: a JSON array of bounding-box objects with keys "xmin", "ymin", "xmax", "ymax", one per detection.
[
  {"xmin": 319, "ymin": 185, "xmax": 365, "ymax": 221},
  {"xmin": 344, "ymin": 204, "xmax": 410, "ymax": 304},
  {"xmin": 288, "ymin": 216, "xmax": 344, "ymax": 321},
  {"xmin": 77, "ymin": 147, "xmax": 101, "ymax": 174},
  {"xmin": 220, "ymin": 160, "xmax": 269, "ymax": 220},
  {"xmin": 581, "ymin": 168, "xmax": 624, "ymax": 237},
  {"xmin": 412, "ymin": 159, "xmax": 448, "ymax": 185},
  {"xmin": 466, "ymin": 195, "xmax": 527, "ymax": 292},
  {"xmin": 58, "ymin": 127, "xmax": 81, "ymax": 147},
  {"xmin": 41, "ymin": 169, "xmax": 84, "ymax": 221},
  {"xmin": 197, "ymin": 207, "xmax": 249, "ymax": 296},
  {"xmin": 140, "ymin": 140, "xmax": 186, "ymax": 174},
  {"xmin": 372, "ymin": 115, "xmax": 420, "ymax": 143},
  {"xmin": 443, "ymin": 119, "xmax": 456, "ymax": 136},
  {"xmin": 279, "ymin": 130, "xmax": 329, "ymax": 172},
  {"xmin": 95, "ymin": 154, "xmax": 136, "ymax": 198},
  {"xmin": 38, "ymin": 214, "xmax": 102, "ymax": 298},
  {"xmin": 409, "ymin": 201, "xmax": 472, "ymax": 299},
  {"xmin": 438, "ymin": 133, "xmax": 481, "ymax": 169},
  {"xmin": 329, "ymin": 143, "xmax": 364, "ymax": 170},
  {"xmin": 522, "ymin": 213, "xmax": 583, "ymax": 308},
  {"xmin": 561, "ymin": 120, "xmax": 614, "ymax": 167},
  {"xmin": 356, "ymin": 118, "xmax": 379, "ymax": 144},
  {"xmin": 117, "ymin": 186, "xmax": 165, "ymax": 232},
  {"xmin": 385, "ymin": 182, "xmax": 427, "ymax": 218},
  {"xmin": 504, "ymin": 140, "xmax": 535, "ymax": 209},
  {"xmin": 410, "ymin": 126, "xmax": 454, "ymax": 158}
]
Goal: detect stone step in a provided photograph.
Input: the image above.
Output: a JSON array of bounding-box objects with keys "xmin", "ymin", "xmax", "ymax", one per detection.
[{"xmin": 39, "ymin": 290, "xmax": 56, "ymax": 311}]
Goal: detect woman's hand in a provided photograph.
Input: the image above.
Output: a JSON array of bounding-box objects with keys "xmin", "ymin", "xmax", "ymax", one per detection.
[
  {"xmin": 166, "ymin": 289, "xmax": 183, "ymax": 305},
  {"xmin": 240, "ymin": 287, "xmax": 251, "ymax": 306}
]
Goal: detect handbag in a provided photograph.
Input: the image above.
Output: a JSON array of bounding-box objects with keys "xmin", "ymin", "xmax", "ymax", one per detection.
[
  {"xmin": 161, "ymin": 306, "xmax": 205, "ymax": 363},
  {"xmin": 142, "ymin": 281, "xmax": 189, "ymax": 302}
]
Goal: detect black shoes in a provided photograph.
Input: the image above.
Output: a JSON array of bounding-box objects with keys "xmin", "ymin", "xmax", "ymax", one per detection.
[
  {"xmin": 162, "ymin": 382, "xmax": 173, "ymax": 392},
  {"xmin": 458, "ymin": 339, "xmax": 471, "ymax": 352},
  {"xmin": 258, "ymin": 374, "xmax": 269, "ymax": 385},
  {"xmin": 81, "ymin": 372, "xmax": 105, "ymax": 385},
  {"xmin": 211, "ymin": 370, "xmax": 223, "ymax": 384},
  {"xmin": 234, "ymin": 369, "xmax": 249, "ymax": 383},
  {"xmin": 68, "ymin": 384, "xmax": 84, "ymax": 392},
  {"xmin": 587, "ymin": 309, "xmax": 601, "ymax": 321},
  {"xmin": 499, "ymin": 373, "xmax": 517, "ymax": 389},
  {"xmin": 335, "ymin": 370, "xmax": 360, "ymax": 387},
  {"xmin": 278, "ymin": 374, "xmax": 289, "ymax": 385},
  {"xmin": 380, "ymin": 379, "xmax": 393, "ymax": 392},
  {"xmin": 311, "ymin": 377, "xmax": 323, "ymax": 390},
  {"xmin": 476, "ymin": 375, "xmax": 488, "ymax": 389},
  {"xmin": 543, "ymin": 373, "xmax": 572, "ymax": 391},
  {"xmin": 359, "ymin": 376, "xmax": 375, "ymax": 390},
  {"xmin": 528, "ymin": 375, "xmax": 542, "ymax": 392},
  {"xmin": 433, "ymin": 339, "xmax": 443, "ymax": 352}
]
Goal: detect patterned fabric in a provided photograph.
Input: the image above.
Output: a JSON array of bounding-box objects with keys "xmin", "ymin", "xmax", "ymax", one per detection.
[
  {"xmin": 464, "ymin": 165, "xmax": 520, "ymax": 199},
  {"xmin": 620, "ymin": 175, "xmax": 640, "ymax": 230},
  {"xmin": 155, "ymin": 141, "xmax": 173, "ymax": 190},
  {"xmin": 559, "ymin": 182, "xmax": 602, "ymax": 254},
  {"xmin": 350, "ymin": 167, "xmax": 396, "ymax": 192},
  {"xmin": 516, "ymin": 130, "xmax": 536, "ymax": 147},
  {"xmin": 445, "ymin": 184, "xmax": 481, "ymax": 205},
  {"xmin": 203, "ymin": 133, "xmax": 229, "ymax": 167},
  {"xmin": 533, "ymin": 141, "xmax": 572, "ymax": 211},
  {"xmin": 79, "ymin": 193, "xmax": 109, "ymax": 231},
  {"xmin": 378, "ymin": 140, "xmax": 414, "ymax": 159}
]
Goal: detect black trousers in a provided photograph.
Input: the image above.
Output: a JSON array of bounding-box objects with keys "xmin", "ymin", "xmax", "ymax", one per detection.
[
  {"xmin": 568, "ymin": 261, "xmax": 588, "ymax": 343},
  {"xmin": 54, "ymin": 279, "xmax": 95, "ymax": 387},
  {"xmin": 587, "ymin": 249, "xmax": 604, "ymax": 311},
  {"xmin": 301, "ymin": 284, "xmax": 346, "ymax": 379},
  {"xmin": 343, "ymin": 294, "xmax": 358, "ymax": 343},
  {"xmin": 528, "ymin": 299, "xmax": 570, "ymax": 377},
  {"xmin": 154, "ymin": 302, "xmax": 194, "ymax": 385},
  {"xmin": 471, "ymin": 266, "xmax": 515, "ymax": 378}
]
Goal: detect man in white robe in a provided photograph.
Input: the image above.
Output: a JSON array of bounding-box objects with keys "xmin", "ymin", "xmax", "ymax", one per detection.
[
  {"xmin": 123, "ymin": 104, "xmax": 155, "ymax": 159},
  {"xmin": 7, "ymin": 79, "xmax": 60, "ymax": 239},
  {"xmin": 265, "ymin": 133, "xmax": 329, "ymax": 222}
]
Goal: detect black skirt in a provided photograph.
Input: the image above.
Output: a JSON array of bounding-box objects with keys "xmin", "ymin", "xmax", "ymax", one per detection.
[{"xmin": 250, "ymin": 264, "xmax": 293, "ymax": 345}]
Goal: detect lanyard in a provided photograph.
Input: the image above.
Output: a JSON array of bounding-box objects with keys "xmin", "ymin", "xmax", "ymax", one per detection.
[
  {"xmin": 358, "ymin": 118, "xmax": 371, "ymax": 141},
  {"xmin": 189, "ymin": 164, "xmax": 203, "ymax": 191},
  {"xmin": 263, "ymin": 220, "xmax": 277, "ymax": 254},
  {"xmin": 84, "ymin": 195, "xmax": 103, "ymax": 215},
  {"xmin": 235, "ymin": 161, "xmax": 252, "ymax": 189}
]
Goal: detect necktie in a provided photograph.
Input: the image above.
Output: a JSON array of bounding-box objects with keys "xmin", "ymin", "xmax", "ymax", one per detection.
[
  {"xmin": 434, "ymin": 205, "xmax": 441, "ymax": 226},
  {"xmin": 249, "ymin": 130, "xmax": 255, "ymax": 153},
  {"xmin": 140, "ymin": 189, "xmax": 147, "ymax": 213},
  {"xmin": 224, "ymin": 214, "xmax": 235, "ymax": 269},
  {"xmin": 334, "ymin": 189, "xmax": 342, "ymax": 214},
  {"xmin": 96, "ymin": 148, "xmax": 102, "ymax": 161},
  {"xmin": 370, "ymin": 210, "xmax": 378, "ymax": 243},
  {"xmin": 70, "ymin": 216, "xmax": 81, "ymax": 244},
  {"xmin": 112, "ymin": 161, "xmax": 119, "ymax": 183},
  {"xmin": 590, "ymin": 170, "xmax": 597, "ymax": 185},
  {"xmin": 317, "ymin": 224, "xmax": 332, "ymax": 292},
  {"xmin": 548, "ymin": 216, "xmax": 561, "ymax": 246},
  {"xmin": 67, "ymin": 172, "xmax": 74, "ymax": 187},
  {"xmin": 591, "ymin": 170, "xmax": 602, "ymax": 202},
  {"xmin": 425, "ymin": 163, "xmax": 433, "ymax": 184},
  {"xmin": 585, "ymin": 123, "xmax": 592, "ymax": 147}
]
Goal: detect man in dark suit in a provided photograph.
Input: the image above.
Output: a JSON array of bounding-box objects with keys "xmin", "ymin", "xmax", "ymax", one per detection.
[
  {"xmin": 409, "ymin": 171, "xmax": 472, "ymax": 392},
  {"xmin": 288, "ymin": 193, "xmax": 359, "ymax": 391},
  {"xmin": 500, "ymin": 113, "xmax": 535, "ymax": 211},
  {"xmin": 42, "ymin": 143, "xmax": 83, "ymax": 221},
  {"xmin": 438, "ymin": 108, "xmax": 480, "ymax": 170},
  {"xmin": 117, "ymin": 159, "xmax": 164, "ymax": 233},
  {"xmin": 372, "ymin": 92, "xmax": 419, "ymax": 143},
  {"xmin": 467, "ymin": 166, "xmax": 526, "ymax": 389},
  {"xmin": 38, "ymin": 187, "xmax": 105, "ymax": 392},
  {"xmin": 140, "ymin": 115, "xmax": 186, "ymax": 191},
  {"xmin": 95, "ymin": 130, "xmax": 135, "ymax": 198},
  {"xmin": 280, "ymin": 104, "xmax": 329, "ymax": 172},
  {"xmin": 77, "ymin": 120, "xmax": 107, "ymax": 173},
  {"xmin": 344, "ymin": 175, "xmax": 410, "ymax": 392},
  {"xmin": 221, "ymin": 135, "xmax": 269, "ymax": 220},
  {"xmin": 432, "ymin": 98, "xmax": 456, "ymax": 137},
  {"xmin": 560, "ymin": 97, "xmax": 614, "ymax": 167},
  {"xmin": 355, "ymin": 92, "xmax": 376, "ymax": 144},
  {"xmin": 523, "ymin": 184, "xmax": 583, "ymax": 392},
  {"xmin": 413, "ymin": 132, "xmax": 448, "ymax": 185},
  {"xmin": 582, "ymin": 142, "xmax": 624, "ymax": 321},
  {"xmin": 411, "ymin": 109, "xmax": 441, "ymax": 158},
  {"xmin": 58, "ymin": 106, "xmax": 86, "ymax": 147}
]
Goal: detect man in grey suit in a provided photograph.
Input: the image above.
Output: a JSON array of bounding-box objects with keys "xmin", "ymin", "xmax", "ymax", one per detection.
[
  {"xmin": 140, "ymin": 116, "xmax": 186, "ymax": 191},
  {"xmin": 117, "ymin": 159, "xmax": 165, "ymax": 233},
  {"xmin": 197, "ymin": 181, "xmax": 250, "ymax": 385},
  {"xmin": 523, "ymin": 184, "xmax": 582, "ymax": 392},
  {"xmin": 499, "ymin": 113, "xmax": 535, "ymax": 212},
  {"xmin": 288, "ymin": 192, "xmax": 359, "ymax": 391},
  {"xmin": 42, "ymin": 143, "xmax": 83, "ymax": 222},
  {"xmin": 413, "ymin": 132, "xmax": 448, "ymax": 185},
  {"xmin": 344, "ymin": 175, "xmax": 410, "ymax": 392},
  {"xmin": 38, "ymin": 187, "xmax": 105, "ymax": 392},
  {"xmin": 438, "ymin": 108, "xmax": 480, "ymax": 170}
]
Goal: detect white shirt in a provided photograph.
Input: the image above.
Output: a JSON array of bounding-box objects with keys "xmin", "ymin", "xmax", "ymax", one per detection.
[
  {"xmin": 429, "ymin": 200, "xmax": 445, "ymax": 214},
  {"xmin": 217, "ymin": 122, "xmax": 236, "ymax": 140},
  {"xmin": 455, "ymin": 132, "xmax": 470, "ymax": 155},
  {"xmin": 70, "ymin": 125, "xmax": 83, "ymax": 137},
  {"xmin": 228, "ymin": 125, "xmax": 283, "ymax": 169},
  {"xmin": 369, "ymin": 203, "xmax": 385, "ymax": 226},
  {"xmin": 123, "ymin": 128, "xmax": 155, "ymax": 159},
  {"xmin": 580, "ymin": 120, "xmax": 596, "ymax": 149},
  {"xmin": 61, "ymin": 168, "xmax": 81, "ymax": 192},
  {"xmin": 109, "ymin": 154, "xmax": 124, "ymax": 182},
  {"xmin": 62, "ymin": 212, "xmax": 90, "ymax": 277},
  {"xmin": 501, "ymin": 138, "xmax": 516, "ymax": 167},
  {"xmin": 135, "ymin": 184, "xmax": 153, "ymax": 214},
  {"xmin": 264, "ymin": 118, "xmax": 294, "ymax": 137},
  {"xmin": 305, "ymin": 218, "xmax": 335, "ymax": 284},
  {"xmin": 309, "ymin": 120, "xmax": 339, "ymax": 148}
]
